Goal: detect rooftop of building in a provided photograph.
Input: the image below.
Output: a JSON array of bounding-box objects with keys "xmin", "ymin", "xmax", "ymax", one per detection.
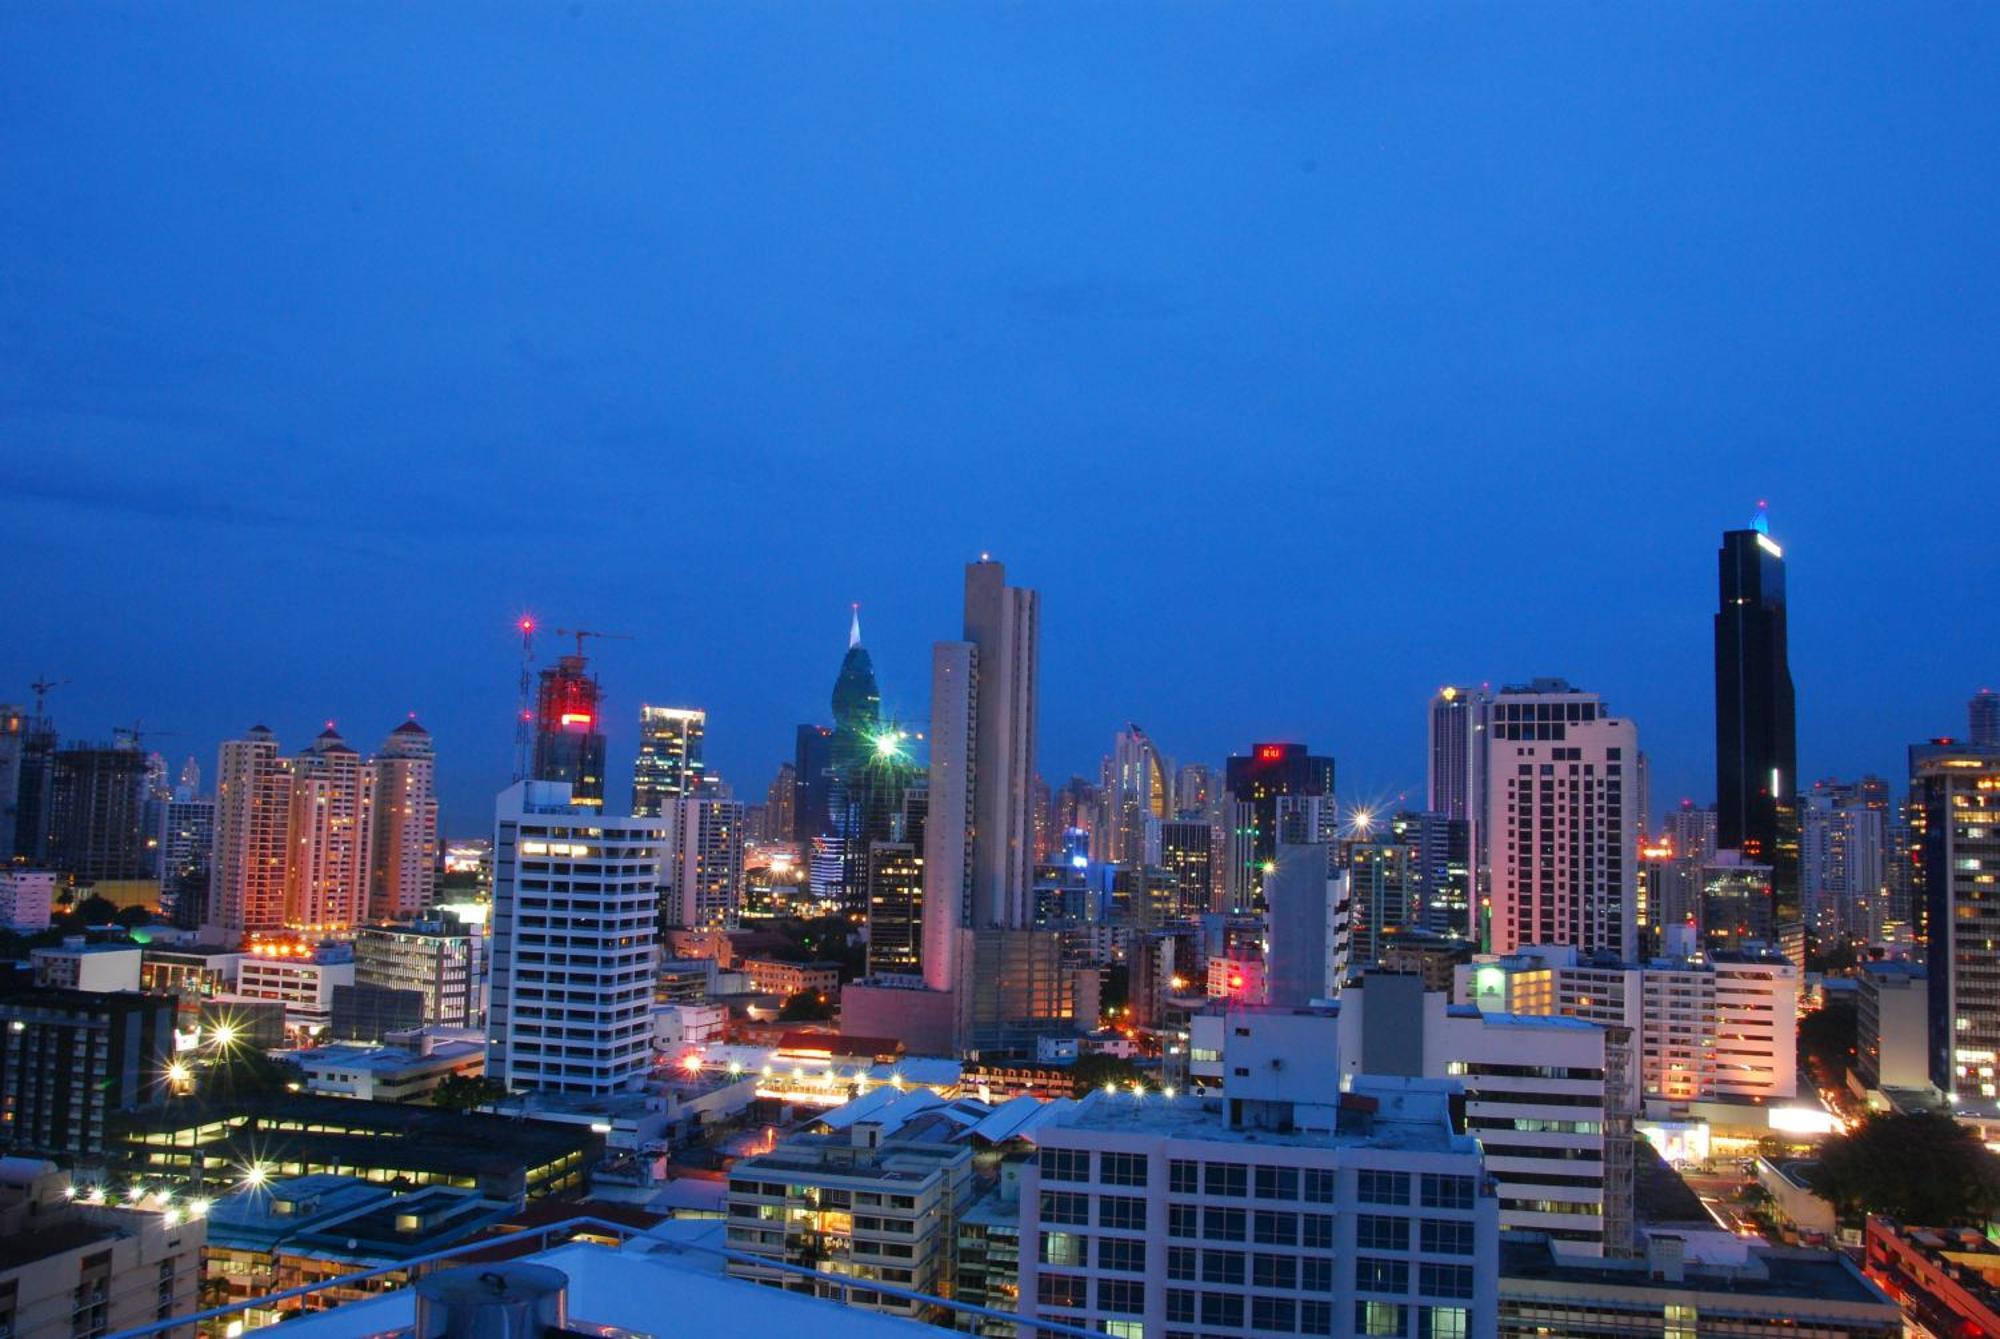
[
  {"xmin": 114, "ymin": 1093, "xmax": 598, "ymax": 1169},
  {"xmin": 290, "ymin": 1041, "xmax": 484, "ymax": 1071},
  {"xmin": 1054, "ymin": 1085, "xmax": 1473, "ymax": 1155},
  {"xmin": 0, "ymin": 986, "xmax": 174, "ymax": 1013},
  {"xmin": 283, "ymin": 1186, "xmax": 514, "ymax": 1259},
  {"xmin": 1860, "ymin": 958, "xmax": 1928, "ymax": 980},
  {"xmin": 1499, "ymin": 1232, "xmax": 1896, "ymax": 1308},
  {"xmin": 31, "ymin": 940, "xmax": 144, "ymax": 956},
  {"xmin": 220, "ymin": 1227, "xmax": 949, "ymax": 1339},
  {"xmin": 206, "ymin": 1174, "xmax": 393, "ymax": 1242},
  {"xmin": 0, "ymin": 1209, "xmax": 155, "ymax": 1271}
]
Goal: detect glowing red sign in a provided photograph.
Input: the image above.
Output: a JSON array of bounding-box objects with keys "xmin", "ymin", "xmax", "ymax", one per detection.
[{"xmin": 1256, "ymin": 745, "xmax": 1284, "ymax": 761}]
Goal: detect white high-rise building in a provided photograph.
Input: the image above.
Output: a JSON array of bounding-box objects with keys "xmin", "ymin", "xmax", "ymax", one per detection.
[
  {"xmin": 666, "ymin": 795, "xmax": 745, "ymax": 929},
  {"xmin": 923, "ymin": 557, "xmax": 1039, "ymax": 990},
  {"xmin": 284, "ymin": 728, "xmax": 377, "ymax": 932},
  {"xmin": 369, "ymin": 719, "xmax": 438, "ymax": 920},
  {"xmin": 211, "ymin": 727, "xmax": 291, "ymax": 937},
  {"xmin": 1485, "ymin": 679, "xmax": 1639, "ymax": 959},
  {"xmin": 1460, "ymin": 938, "xmax": 1798, "ymax": 1113},
  {"xmin": 489, "ymin": 780, "xmax": 664, "ymax": 1095},
  {"xmin": 1265, "ymin": 842, "xmax": 1350, "ymax": 1007},
  {"xmin": 1020, "ymin": 1072, "xmax": 1500, "ymax": 1339}
]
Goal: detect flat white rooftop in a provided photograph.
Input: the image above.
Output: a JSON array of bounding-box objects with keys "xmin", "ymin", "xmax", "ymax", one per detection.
[{"xmin": 255, "ymin": 1223, "xmax": 950, "ymax": 1339}]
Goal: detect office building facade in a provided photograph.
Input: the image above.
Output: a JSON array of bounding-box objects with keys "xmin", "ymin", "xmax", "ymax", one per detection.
[
  {"xmin": 1484, "ymin": 680, "xmax": 1638, "ymax": 960},
  {"xmin": 1223, "ymin": 743, "xmax": 1336, "ymax": 915},
  {"xmin": 1714, "ymin": 511, "xmax": 1800, "ymax": 935},
  {"xmin": 1912, "ymin": 741, "xmax": 2000, "ymax": 1105},
  {"xmin": 488, "ymin": 781, "xmax": 664, "ymax": 1094},
  {"xmin": 632, "ymin": 706, "xmax": 707, "ymax": 817},
  {"xmin": 369, "ymin": 719, "xmax": 438, "ymax": 920}
]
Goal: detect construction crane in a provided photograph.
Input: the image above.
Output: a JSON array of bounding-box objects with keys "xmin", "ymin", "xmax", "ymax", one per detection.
[
  {"xmin": 553, "ymin": 627, "xmax": 634, "ymax": 659},
  {"xmin": 112, "ymin": 720, "xmax": 183, "ymax": 752},
  {"xmin": 28, "ymin": 675, "xmax": 68, "ymax": 721}
]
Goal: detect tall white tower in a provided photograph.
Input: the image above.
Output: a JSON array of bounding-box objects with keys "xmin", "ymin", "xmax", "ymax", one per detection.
[
  {"xmin": 1484, "ymin": 679, "xmax": 1639, "ymax": 959},
  {"xmin": 489, "ymin": 781, "xmax": 665, "ymax": 1095}
]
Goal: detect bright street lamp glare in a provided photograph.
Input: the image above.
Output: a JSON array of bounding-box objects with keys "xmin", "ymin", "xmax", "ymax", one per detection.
[
  {"xmin": 211, "ymin": 1023, "xmax": 237, "ymax": 1048},
  {"xmin": 872, "ymin": 731, "xmax": 903, "ymax": 759}
]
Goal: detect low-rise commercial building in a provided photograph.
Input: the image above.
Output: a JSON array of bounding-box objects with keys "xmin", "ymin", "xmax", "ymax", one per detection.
[
  {"xmin": 741, "ymin": 958, "xmax": 842, "ymax": 1001},
  {"xmin": 1501, "ymin": 1231, "xmax": 1900, "ymax": 1337},
  {"xmin": 0, "ymin": 870, "xmax": 56, "ymax": 931},
  {"xmin": 1864, "ymin": 1216, "xmax": 2000, "ymax": 1336},
  {"xmin": 353, "ymin": 918, "xmax": 484, "ymax": 1028},
  {"xmin": 109, "ymin": 1093, "xmax": 598, "ymax": 1202},
  {"xmin": 31, "ymin": 940, "xmax": 144, "ymax": 991},
  {"xmin": 291, "ymin": 1039, "xmax": 485, "ymax": 1102},
  {"xmin": 726, "ymin": 1111, "xmax": 976, "ymax": 1322},
  {"xmin": 0, "ymin": 1160, "xmax": 206, "ymax": 1339}
]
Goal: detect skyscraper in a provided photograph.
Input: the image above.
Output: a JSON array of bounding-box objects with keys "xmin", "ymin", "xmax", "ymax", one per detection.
[
  {"xmin": 45, "ymin": 743, "xmax": 151, "ymax": 881},
  {"xmin": 1428, "ymin": 685, "xmax": 1492, "ymax": 920},
  {"xmin": 489, "ymin": 780, "xmax": 663, "ymax": 1095},
  {"xmin": 1105, "ymin": 726, "xmax": 1171, "ymax": 865},
  {"xmin": 1714, "ymin": 506, "xmax": 1799, "ymax": 935},
  {"xmin": 369, "ymin": 719, "xmax": 439, "ymax": 920},
  {"xmin": 924, "ymin": 557, "xmax": 1041, "ymax": 995},
  {"xmin": 532, "ymin": 655, "xmax": 606, "ymax": 808},
  {"xmin": 158, "ymin": 787, "xmax": 215, "ymax": 931},
  {"xmin": 1972, "ymin": 689, "xmax": 2000, "ymax": 749},
  {"xmin": 631, "ymin": 706, "xmax": 707, "ymax": 817},
  {"xmin": 0, "ymin": 704, "xmax": 24, "ymax": 864},
  {"xmin": 284, "ymin": 727, "xmax": 377, "ymax": 931},
  {"xmin": 1911, "ymin": 739, "xmax": 2000, "ymax": 1106},
  {"xmin": 1802, "ymin": 777, "xmax": 1889, "ymax": 942},
  {"xmin": 210, "ymin": 727, "xmax": 291, "ymax": 937},
  {"xmin": 1265, "ymin": 842, "xmax": 1350, "ymax": 1007},
  {"xmin": 1485, "ymin": 678, "xmax": 1639, "ymax": 959},
  {"xmin": 792, "ymin": 723, "xmax": 836, "ymax": 892},
  {"xmin": 664, "ymin": 794, "xmax": 745, "ymax": 930},
  {"xmin": 1158, "ymin": 819, "xmax": 1215, "ymax": 916},
  {"xmin": 1221, "ymin": 742, "xmax": 1335, "ymax": 913},
  {"xmin": 764, "ymin": 761, "xmax": 796, "ymax": 842}
]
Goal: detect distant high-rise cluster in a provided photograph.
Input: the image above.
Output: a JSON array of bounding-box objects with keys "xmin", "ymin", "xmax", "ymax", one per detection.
[{"xmin": 210, "ymin": 721, "xmax": 437, "ymax": 936}]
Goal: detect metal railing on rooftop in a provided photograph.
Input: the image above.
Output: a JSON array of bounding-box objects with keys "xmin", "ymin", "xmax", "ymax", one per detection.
[{"xmin": 102, "ymin": 1216, "xmax": 1097, "ymax": 1339}]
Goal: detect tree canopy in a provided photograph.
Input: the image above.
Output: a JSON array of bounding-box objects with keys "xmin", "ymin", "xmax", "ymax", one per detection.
[
  {"xmin": 430, "ymin": 1073, "xmax": 508, "ymax": 1112},
  {"xmin": 1807, "ymin": 1111, "xmax": 2000, "ymax": 1225},
  {"xmin": 778, "ymin": 989, "xmax": 835, "ymax": 1022},
  {"xmin": 1070, "ymin": 1052, "xmax": 1146, "ymax": 1093}
]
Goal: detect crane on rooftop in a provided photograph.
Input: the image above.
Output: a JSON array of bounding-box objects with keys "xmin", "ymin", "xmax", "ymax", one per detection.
[
  {"xmin": 29, "ymin": 675, "xmax": 68, "ymax": 721},
  {"xmin": 554, "ymin": 627, "xmax": 634, "ymax": 660}
]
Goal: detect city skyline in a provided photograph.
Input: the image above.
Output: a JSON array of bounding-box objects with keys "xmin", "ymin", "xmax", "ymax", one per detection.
[{"xmin": 6, "ymin": 5, "xmax": 1997, "ymax": 830}]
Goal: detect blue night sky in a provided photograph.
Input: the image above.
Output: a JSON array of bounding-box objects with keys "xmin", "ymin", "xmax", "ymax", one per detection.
[{"xmin": 4, "ymin": 3, "xmax": 1995, "ymax": 835}]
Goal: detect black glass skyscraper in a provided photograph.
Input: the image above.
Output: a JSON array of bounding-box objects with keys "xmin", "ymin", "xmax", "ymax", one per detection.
[{"xmin": 1714, "ymin": 507, "xmax": 1799, "ymax": 935}]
